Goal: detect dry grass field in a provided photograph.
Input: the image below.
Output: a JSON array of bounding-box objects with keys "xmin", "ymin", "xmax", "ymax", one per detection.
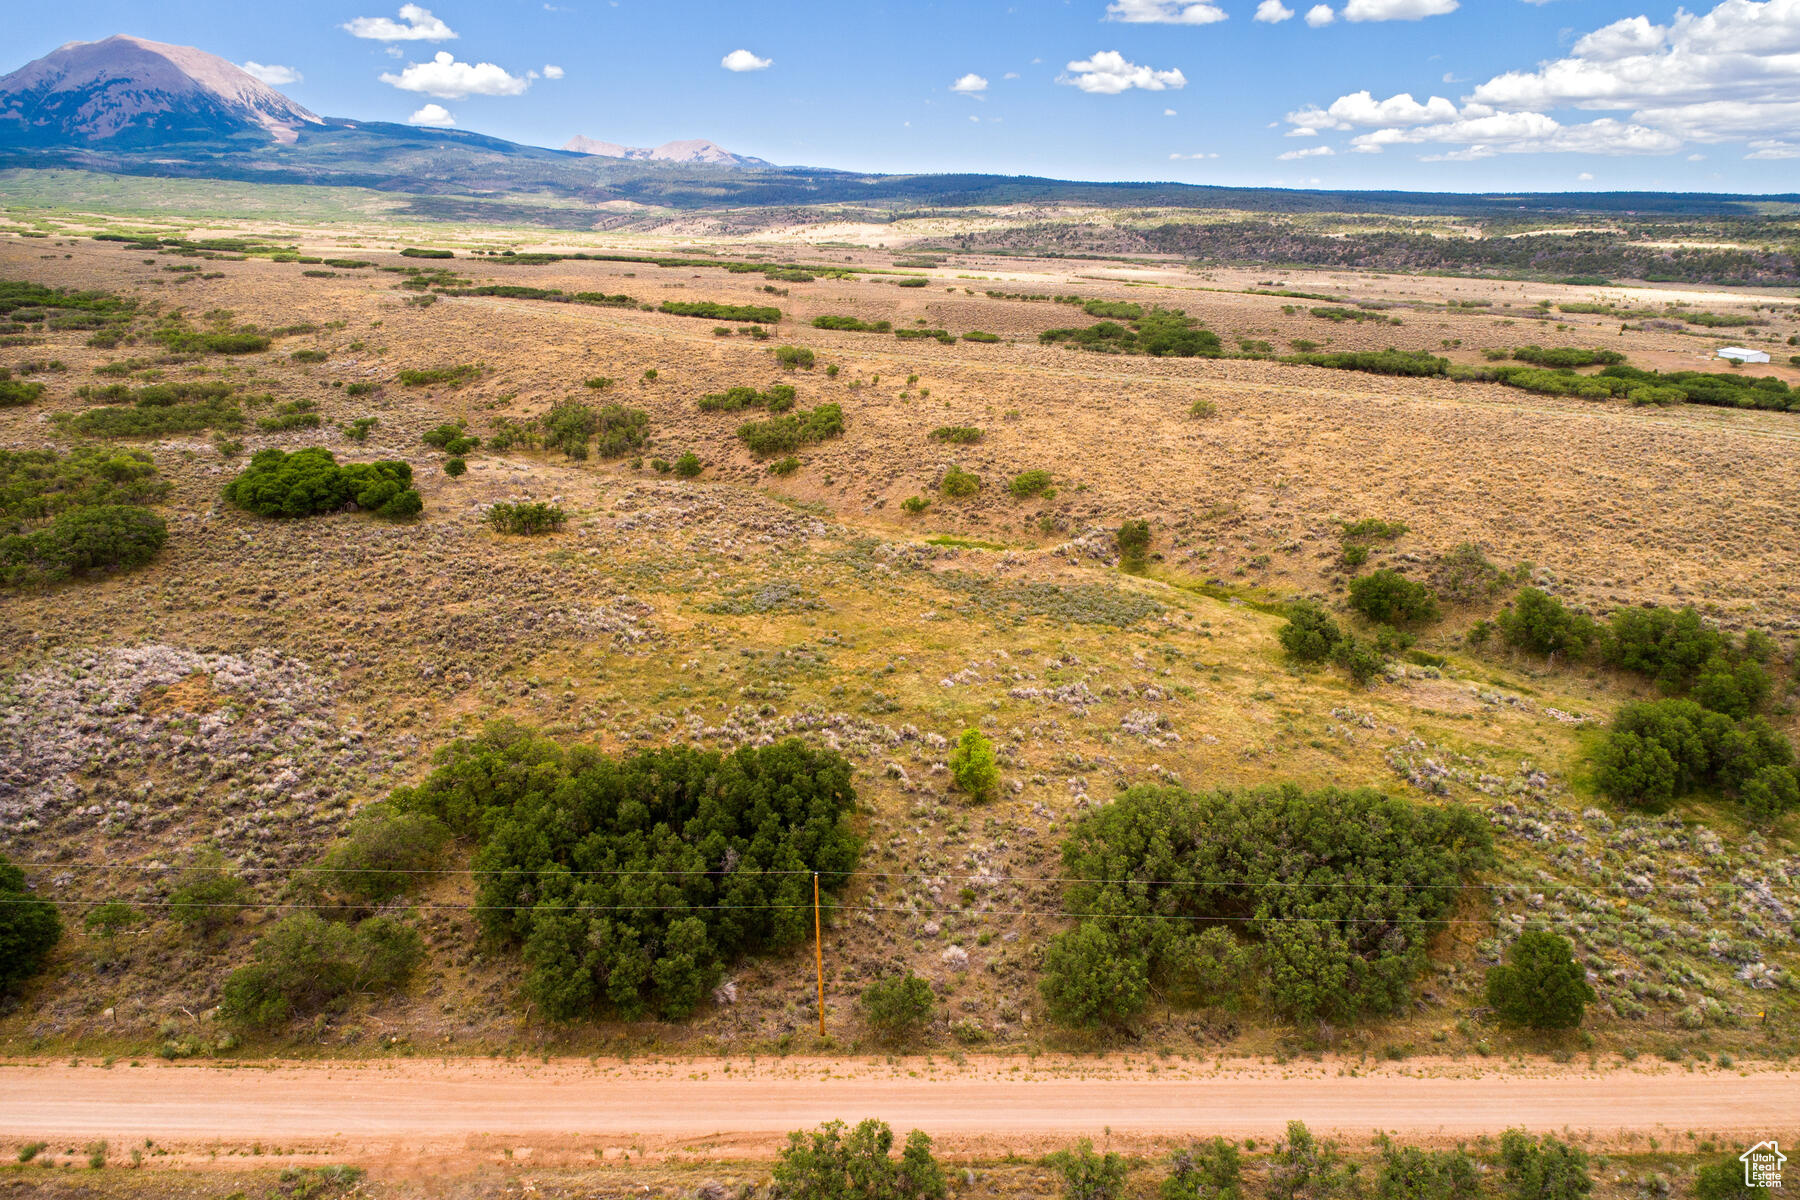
[{"xmin": 2, "ymin": 193, "xmax": 1798, "ymax": 1070}]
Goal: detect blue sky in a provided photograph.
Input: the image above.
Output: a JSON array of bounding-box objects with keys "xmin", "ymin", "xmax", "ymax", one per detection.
[{"xmin": 8, "ymin": 0, "xmax": 1800, "ymax": 192}]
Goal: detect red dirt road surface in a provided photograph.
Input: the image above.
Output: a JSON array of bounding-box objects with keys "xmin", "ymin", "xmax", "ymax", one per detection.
[{"xmin": 2, "ymin": 1058, "xmax": 1796, "ymax": 1162}]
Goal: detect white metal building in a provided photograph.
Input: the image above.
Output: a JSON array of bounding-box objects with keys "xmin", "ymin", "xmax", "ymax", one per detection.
[{"xmin": 1717, "ymin": 346, "xmax": 1772, "ymax": 364}]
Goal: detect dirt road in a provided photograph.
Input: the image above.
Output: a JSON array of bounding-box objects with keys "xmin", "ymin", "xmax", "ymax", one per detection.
[{"xmin": 2, "ymin": 1058, "xmax": 1794, "ymax": 1163}]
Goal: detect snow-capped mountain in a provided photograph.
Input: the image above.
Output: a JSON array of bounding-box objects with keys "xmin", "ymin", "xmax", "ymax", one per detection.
[{"xmin": 563, "ymin": 135, "xmax": 770, "ymax": 168}]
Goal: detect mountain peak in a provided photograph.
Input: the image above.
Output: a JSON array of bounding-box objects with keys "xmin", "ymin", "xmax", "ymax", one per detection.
[
  {"xmin": 0, "ymin": 34, "xmax": 321, "ymax": 146},
  {"xmin": 562, "ymin": 134, "xmax": 770, "ymax": 168}
]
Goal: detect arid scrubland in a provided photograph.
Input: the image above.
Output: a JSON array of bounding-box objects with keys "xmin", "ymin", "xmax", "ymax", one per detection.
[{"xmin": 2, "ymin": 196, "xmax": 1799, "ymax": 1067}]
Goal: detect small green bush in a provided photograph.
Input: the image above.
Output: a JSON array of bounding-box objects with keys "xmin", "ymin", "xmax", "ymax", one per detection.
[
  {"xmin": 1498, "ymin": 1131, "xmax": 1591, "ymax": 1200},
  {"xmin": 901, "ymin": 495, "xmax": 930, "ymax": 514},
  {"xmin": 1279, "ymin": 600, "xmax": 1343, "ymax": 664},
  {"xmin": 962, "ymin": 330, "xmax": 1000, "ymax": 343},
  {"xmin": 774, "ymin": 345, "xmax": 816, "ymax": 370},
  {"xmin": 811, "ymin": 315, "xmax": 891, "ymax": 333},
  {"xmin": 397, "ymin": 364, "xmax": 480, "ymax": 387},
  {"xmin": 660, "ymin": 301, "xmax": 781, "ymax": 323},
  {"xmin": 1049, "ymin": 1140, "xmax": 1128, "ymax": 1200},
  {"xmin": 341, "ymin": 416, "xmax": 378, "ymax": 442},
  {"xmin": 774, "ymin": 1120, "xmax": 945, "ymax": 1200},
  {"xmin": 861, "ymin": 971, "xmax": 936, "ymax": 1040},
  {"xmin": 737, "ymin": 403, "xmax": 844, "ymax": 457},
  {"xmin": 443, "ymin": 456, "xmax": 467, "ymax": 477},
  {"xmin": 167, "ymin": 855, "xmax": 250, "ymax": 939},
  {"xmin": 675, "ymin": 450, "xmax": 703, "ymax": 478},
  {"xmin": 1116, "ymin": 519, "xmax": 1151, "ymax": 564},
  {"xmin": 929, "ymin": 426, "xmax": 982, "ymax": 444},
  {"xmin": 1007, "ymin": 469, "xmax": 1054, "ymax": 499},
  {"xmin": 940, "ymin": 466, "xmax": 980, "ymax": 498},
  {"xmin": 256, "ymin": 400, "xmax": 322, "ymax": 432},
  {"xmin": 219, "ymin": 913, "xmax": 424, "ymax": 1028}
]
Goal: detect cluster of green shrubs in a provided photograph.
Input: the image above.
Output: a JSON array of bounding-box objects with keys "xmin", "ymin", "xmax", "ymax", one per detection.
[
  {"xmin": 223, "ymin": 448, "xmax": 422, "ymax": 520},
  {"xmin": 698, "ymin": 384, "xmax": 796, "ymax": 413},
  {"xmin": 811, "ymin": 315, "xmax": 891, "ymax": 333},
  {"xmin": 1, "ymin": 447, "xmax": 169, "ymax": 587},
  {"xmin": 961, "ymin": 330, "xmax": 1001, "ymax": 343},
  {"xmin": 397, "ymin": 363, "xmax": 481, "ymax": 388},
  {"xmin": 1007, "ymin": 469, "xmax": 1054, "ymax": 499},
  {"xmin": 219, "ymin": 914, "xmax": 424, "ymax": 1028},
  {"xmin": 929, "ymin": 426, "xmax": 982, "ymax": 444},
  {"xmin": 1492, "ymin": 590, "xmax": 1794, "ymax": 817},
  {"xmin": 1339, "ymin": 516, "xmax": 1408, "ymax": 567},
  {"xmin": 393, "ymin": 724, "xmax": 860, "ymax": 1019},
  {"xmin": 1284, "ymin": 349, "xmax": 1448, "ymax": 377},
  {"xmin": 150, "ymin": 321, "xmax": 269, "ymax": 355},
  {"xmin": 775, "ymin": 1120, "xmax": 945, "ymax": 1200},
  {"xmin": 1040, "ymin": 783, "xmax": 1490, "ymax": 1026},
  {"xmin": 487, "ymin": 501, "xmax": 565, "ymax": 534},
  {"xmin": 256, "ymin": 399, "xmax": 322, "ymax": 432},
  {"xmin": 1277, "ymin": 601, "xmax": 1387, "ymax": 683},
  {"xmin": 421, "ymin": 421, "xmax": 480, "ymax": 455},
  {"xmin": 1082, "ymin": 299, "xmax": 1142, "ymax": 319},
  {"xmin": 540, "ymin": 400, "xmax": 649, "ymax": 459},
  {"xmin": 860, "ymin": 971, "xmax": 937, "ymax": 1040},
  {"xmin": 1040, "ymin": 308, "xmax": 1221, "ymax": 358},
  {"xmin": 659, "ymin": 300, "xmax": 781, "ymax": 323},
  {"xmin": 1348, "ymin": 568, "xmax": 1440, "ymax": 626},
  {"xmin": 774, "ymin": 345, "xmax": 815, "ymax": 369},
  {"xmin": 55, "ymin": 381, "xmax": 246, "ymax": 437},
  {"xmin": 1511, "ymin": 345, "xmax": 1626, "ymax": 368},
  {"xmin": 894, "ymin": 328, "xmax": 954, "ymax": 343},
  {"xmin": 1309, "ymin": 305, "xmax": 1399, "ymax": 324},
  {"xmin": 0, "ymin": 368, "xmax": 46, "ymax": 407},
  {"xmin": 431, "ymin": 284, "xmax": 635, "ymax": 307},
  {"xmin": 737, "ymin": 402, "xmax": 844, "ymax": 456},
  {"xmin": 399, "ymin": 247, "xmax": 454, "ymax": 259}
]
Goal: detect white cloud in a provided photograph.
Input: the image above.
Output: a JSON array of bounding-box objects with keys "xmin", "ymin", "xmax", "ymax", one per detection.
[
  {"xmin": 1305, "ymin": 5, "xmax": 1336, "ymax": 26},
  {"xmin": 343, "ymin": 4, "xmax": 457, "ymax": 41},
  {"xmin": 721, "ymin": 49, "xmax": 772, "ymax": 72},
  {"xmin": 950, "ymin": 73, "xmax": 989, "ymax": 94},
  {"xmin": 240, "ymin": 62, "xmax": 302, "ymax": 86},
  {"xmin": 1255, "ymin": 0, "xmax": 1296, "ymax": 20},
  {"xmin": 1278, "ymin": 144, "xmax": 1335, "ymax": 158},
  {"xmin": 1105, "ymin": 0, "xmax": 1228, "ymax": 23},
  {"xmin": 1170, "ymin": 151, "xmax": 1220, "ymax": 158},
  {"xmin": 1746, "ymin": 139, "xmax": 1800, "ymax": 159},
  {"xmin": 1343, "ymin": 0, "xmax": 1458, "ymax": 20},
  {"xmin": 542, "ymin": 64, "xmax": 564, "ymax": 79},
  {"xmin": 1287, "ymin": 125, "xmax": 1320, "ymax": 136},
  {"xmin": 1059, "ymin": 50, "xmax": 1186, "ymax": 94},
  {"xmin": 1003, "ymin": 71, "xmax": 1021, "ymax": 79},
  {"xmin": 407, "ymin": 103, "xmax": 455, "ymax": 126},
  {"xmin": 1578, "ymin": 170, "xmax": 1595, "ymax": 179},
  {"xmin": 1164, "ymin": 107, "xmax": 1178, "ymax": 115},
  {"xmin": 380, "ymin": 52, "xmax": 530, "ymax": 99},
  {"xmin": 1295, "ymin": 0, "xmax": 1800, "ymax": 161}
]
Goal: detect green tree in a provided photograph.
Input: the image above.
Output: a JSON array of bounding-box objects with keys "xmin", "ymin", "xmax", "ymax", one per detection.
[
  {"xmin": 948, "ymin": 728, "xmax": 1000, "ymax": 802},
  {"xmin": 1486, "ymin": 931, "xmax": 1594, "ymax": 1030},
  {"xmin": 1040, "ymin": 921, "xmax": 1149, "ymax": 1029},
  {"xmin": 1498, "ymin": 1131, "xmax": 1591, "ymax": 1200},
  {"xmin": 861, "ymin": 971, "xmax": 937, "ymax": 1041},
  {"xmin": 1266, "ymin": 1122, "xmax": 1353, "ymax": 1200},
  {"xmin": 1279, "ymin": 600, "xmax": 1343, "ymax": 664},
  {"xmin": 1693, "ymin": 1159, "xmax": 1760, "ymax": 1200},
  {"xmin": 0, "ymin": 854, "xmax": 62, "ymax": 995},
  {"xmin": 218, "ymin": 913, "xmax": 423, "ymax": 1029},
  {"xmin": 1348, "ymin": 569, "xmax": 1440, "ymax": 626},
  {"xmin": 1050, "ymin": 1140, "xmax": 1128, "ymax": 1200},
  {"xmin": 1374, "ymin": 1141, "xmax": 1477, "ymax": 1200}
]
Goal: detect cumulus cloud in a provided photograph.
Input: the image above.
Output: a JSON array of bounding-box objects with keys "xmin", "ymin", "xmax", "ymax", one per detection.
[
  {"xmin": 1305, "ymin": 5, "xmax": 1336, "ymax": 26},
  {"xmin": 1278, "ymin": 144, "xmax": 1335, "ymax": 158},
  {"xmin": 407, "ymin": 103, "xmax": 455, "ymax": 126},
  {"xmin": 1105, "ymin": 0, "xmax": 1228, "ymax": 22},
  {"xmin": 721, "ymin": 49, "xmax": 772, "ymax": 72},
  {"xmin": 240, "ymin": 62, "xmax": 302, "ymax": 86},
  {"xmin": 1286, "ymin": 0, "xmax": 1800, "ymax": 160},
  {"xmin": 380, "ymin": 52, "xmax": 530, "ymax": 98},
  {"xmin": 1059, "ymin": 50, "xmax": 1187, "ymax": 94},
  {"xmin": 1343, "ymin": 0, "xmax": 1458, "ymax": 19},
  {"xmin": 542, "ymin": 64, "xmax": 564, "ymax": 79},
  {"xmin": 1255, "ymin": 0, "xmax": 1297, "ymax": 20},
  {"xmin": 950, "ymin": 73, "xmax": 989, "ymax": 94},
  {"xmin": 343, "ymin": 4, "xmax": 457, "ymax": 41}
]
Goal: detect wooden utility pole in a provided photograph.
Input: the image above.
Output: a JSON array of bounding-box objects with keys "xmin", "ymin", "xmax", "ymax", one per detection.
[{"xmin": 813, "ymin": 872, "xmax": 826, "ymax": 1037}]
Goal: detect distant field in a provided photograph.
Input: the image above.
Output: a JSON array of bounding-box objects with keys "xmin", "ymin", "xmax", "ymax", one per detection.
[{"xmin": 1, "ymin": 187, "xmax": 1797, "ymax": 1073}]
